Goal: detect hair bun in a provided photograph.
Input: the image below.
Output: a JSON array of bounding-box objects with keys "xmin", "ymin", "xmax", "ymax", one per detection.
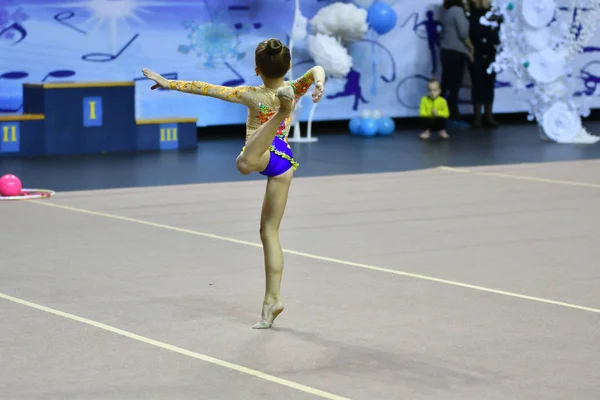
[{"xmin": 265, "ymin": 38, "xmax": 283, "ymax": 56}]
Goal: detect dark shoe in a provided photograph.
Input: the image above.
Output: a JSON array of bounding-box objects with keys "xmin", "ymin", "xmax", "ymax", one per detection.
[
  {"xmin": 471, "ymin": 118, "xmax": 483, "ymax": 129},
  {"xmin": 483, "ymin": 117, "xmax": 500, "ymax": 129}
]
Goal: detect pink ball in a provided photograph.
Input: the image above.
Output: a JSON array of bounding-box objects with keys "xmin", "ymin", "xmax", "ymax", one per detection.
[{"xmin": 0, "ymin": 174, "xmax": 22, "ymax": 197}]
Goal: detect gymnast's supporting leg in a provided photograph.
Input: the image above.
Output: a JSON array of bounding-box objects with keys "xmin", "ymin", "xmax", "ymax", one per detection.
[
  {"xmin": 253, "ymin": 167, "xmax": 294, "ymax": 329},
  {"xmin": 236, "ymin": 86, "xmax": 295, "ymax": 174}
]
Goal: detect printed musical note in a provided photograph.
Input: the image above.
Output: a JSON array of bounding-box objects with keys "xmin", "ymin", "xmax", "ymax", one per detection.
[
  {"xmin": 0, "ymin": 70, "xmax": 77, "ymax": 112},
  {"xmin": 0, "ymin": 71, "xmax": 29, "ymax": 112},
  {"xmin": 228, "ymin": 5, "xmax": 262, "ymax": 32},
  {"xmin": 221, "ymin": 62, "xmax": 245, "ymax": 87},
  {"xmin": 0, "ymin": 22, "xmax": 27, "ymax": 45},
  {"xmin": 41, "ymin": 70, "xmax": 75, "ymax": 82},
  {"xmin": 82, "ymin": 33, "xmax": 139, "ymax": 62},
  {"xmin": 0, "ymin": 71, "xmax": 29, "ymax": 81},
  {"xmin": 54, "ymin": 11, "xmax": 87, "ymax": 35},
  {"xmin": 134, "ymin": 72, "xmax": 178, "ymax": 91}
]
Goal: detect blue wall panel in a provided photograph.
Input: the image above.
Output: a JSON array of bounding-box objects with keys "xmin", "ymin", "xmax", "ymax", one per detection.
[{"xmin": 2, "ymin": 1, "xmax": 600, "ymax": 125}]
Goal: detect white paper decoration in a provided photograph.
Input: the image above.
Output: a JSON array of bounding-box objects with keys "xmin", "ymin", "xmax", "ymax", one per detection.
[
  {"xmin": 545, "ymin": 80, "xmax": 568, "ymax": 98},
  {"xmin": 491, "ymin": 0, "xmax": 600, "ymax": 143},
  {"xmin": 520, "ymin": 0, "xmax": 556, "ymax": 29},
  {"xmin": 309, "ymin": 2, "xmax": 369, "ymax": 43},
  {"xmin": 523, "ymin": 27, "xmax": 552, "ymax": 52},
  {"xmin": 526, "ymin": 48, "xmax": 566, "ymax": 84},
  {"xmin": 289, "ymin": 1, "xmax": 370, "ymax": 143},
  {"xmin": 542, "ymin": 102, "xmax": 582, "ymax": 142},
  {"xmin": 307, "ymin": 33, "xmax": 353, "ymax": 78}
]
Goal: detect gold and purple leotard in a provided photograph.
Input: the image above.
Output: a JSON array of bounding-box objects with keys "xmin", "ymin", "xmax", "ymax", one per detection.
[{"xmin": 167, "ymin": 69, "xmax": 317, "ymax": 177}]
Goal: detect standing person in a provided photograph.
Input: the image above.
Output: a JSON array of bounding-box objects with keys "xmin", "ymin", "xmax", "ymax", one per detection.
[
  {"xmin": 468, "ymin": 0, "xmax": 502, "ymax": 128},
  {"xmin": 142, "ymin": 38, "xmax": 326, "ymax": 329},
  {"xmin": 439, "ymin": 0, "xmax": 473, "ymax": 123}
]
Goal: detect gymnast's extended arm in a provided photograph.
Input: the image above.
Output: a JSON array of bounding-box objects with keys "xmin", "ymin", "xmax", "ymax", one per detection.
[
  {"xmin": 141, "ymin": 68, "xmax": 253, "ymax": 104},
  {"xmin": 291, "ymin": 66, "xmax": 326, "ymax": 102},
  {"xmin": 167, "ymin": 79, "xmax": 253, "ymax": 104}
]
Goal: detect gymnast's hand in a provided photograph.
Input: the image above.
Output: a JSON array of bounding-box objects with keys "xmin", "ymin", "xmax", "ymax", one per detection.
[
  {"xmin": 142, "ymin": 68, "xmax": 168, "ymax": 90},
  {"xmin": 312, "ymin": 81, "xmax": 325, "ymax": 103}
]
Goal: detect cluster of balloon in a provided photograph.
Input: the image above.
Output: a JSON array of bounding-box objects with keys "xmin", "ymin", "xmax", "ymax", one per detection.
[
  {"xmin": 354, "ymin": 0, "xmax": 397, "ymax": 35},
  {"xmin": 349, "ymin": 110, "xmax": 395, "ymax": 136}
]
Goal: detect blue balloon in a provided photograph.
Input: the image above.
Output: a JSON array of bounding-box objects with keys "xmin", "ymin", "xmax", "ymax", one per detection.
[
  {"xmin": 377, "ymin": 117, "xmax": 395, "ymax": 135},
  {"xmin": 361, "ymin": 118, "xmax": 378, "ymax": 136},
  {"xmin": 367, "ymin": 2, "xmax": 397, "ymax": 35},
  {"xmin": 349, "ymin": 117, "xmax": 362, "ymax": 135}
]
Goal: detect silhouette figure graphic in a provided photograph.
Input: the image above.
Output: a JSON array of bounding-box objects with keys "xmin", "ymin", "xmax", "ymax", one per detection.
[
  {"xmin": 326, "ymin": 68, "xmax": 368, "ymax": 110},
  {"xmin": 415, "ymin": 11, "xmax": 443, "ymax": 74}
]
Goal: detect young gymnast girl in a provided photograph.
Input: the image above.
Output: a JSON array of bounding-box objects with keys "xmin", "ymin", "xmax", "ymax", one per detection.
[{"xmin": 142, "ymin": 38, "xmax": 326, "ymax": 329}]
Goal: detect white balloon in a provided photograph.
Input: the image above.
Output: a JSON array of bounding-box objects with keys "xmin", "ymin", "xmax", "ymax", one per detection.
[
  {"xmin": 361, "ymin": 109, "xmax": 373, "ymax": 119},
  {"xmin": 354, "ymin": 0, "xmax": 374, "ymax": 8},
  {"xmin": 372, "ymin": 110, "xmax": 382, "ymax": 119}
]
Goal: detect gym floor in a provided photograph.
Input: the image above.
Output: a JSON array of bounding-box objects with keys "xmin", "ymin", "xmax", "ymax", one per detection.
[{"xmin": 1, "ymin": 122, "xmax": 599, "ymax": 399}]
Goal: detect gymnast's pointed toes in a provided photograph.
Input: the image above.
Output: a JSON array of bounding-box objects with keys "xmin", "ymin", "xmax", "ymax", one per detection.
[{"xmin": 252, "ymin": 320, "xmax": 273, "ymax": 329}]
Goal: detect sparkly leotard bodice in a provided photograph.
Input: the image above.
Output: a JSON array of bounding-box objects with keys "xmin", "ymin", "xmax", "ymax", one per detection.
[{"xmin": 167, "ymin": 69, "xmax": 316, "ymax": 142}]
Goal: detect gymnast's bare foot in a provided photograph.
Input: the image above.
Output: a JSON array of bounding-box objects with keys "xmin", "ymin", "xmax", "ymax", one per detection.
[
  {"xmin": 277, "ymin": 86, "xmax": 294, "ymax": 114},
  {"xmin": 252, "ymin": 300, "xmax": 284, "ymax": 329}
]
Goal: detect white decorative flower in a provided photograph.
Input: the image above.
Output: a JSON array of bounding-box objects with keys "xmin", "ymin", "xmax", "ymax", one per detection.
[
  {"xmin": 542, "ymin": 102, "xmax": 582, "ymax": 142},
  {"xmin": 307, "ymin": 33, "xmax": 352, "ymax": 78},
  {"xmin": 520, "ymin": 0, "xmax": 556, "ymax": 29},
  {"xmin": 309, "ymin": 2, "xmax": 368, "ymax": 43},
  {"xmin": 526, "ymin": 48, "xmax": 567, "ymax": 84},
  {"xmin": 489, "ymin": 0, "xmax": 600, "ymax": 143},
  {"xmin": 523, "ymin": 27, "xmax": 552, "ymax": 52}
]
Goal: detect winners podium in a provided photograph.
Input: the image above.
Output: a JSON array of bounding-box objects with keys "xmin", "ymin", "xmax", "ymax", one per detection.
[{"xmin": 0, "ymin": 81, "xmax": 197, "ymax": 157}]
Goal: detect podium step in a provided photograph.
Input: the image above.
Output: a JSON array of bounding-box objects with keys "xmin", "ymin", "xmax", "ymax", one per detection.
[
  {"xmin": 2, "ymin": 81, "xmax": 199, "ymax": 156},
  {"xmin": 0, "ymin": 114, "xmax": 45, "ymax": 121},
  {"xmin": 136, "ymin": 117, "xmax": 198, "ymax": 151},
  {"xmin": 0, "ymin": 114, "xmax": 46, "ymax": 156}
]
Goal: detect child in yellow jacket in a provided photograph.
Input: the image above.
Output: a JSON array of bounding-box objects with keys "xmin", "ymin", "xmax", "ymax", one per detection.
[{"xmin": 419, "ymin": 79, "xmax": 450, "ymax": 139}]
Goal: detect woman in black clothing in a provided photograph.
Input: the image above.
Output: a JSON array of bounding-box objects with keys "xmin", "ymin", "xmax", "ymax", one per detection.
[{"xmin": 468, "ymin": 0, "xmax": 502, "ymax": 128}]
